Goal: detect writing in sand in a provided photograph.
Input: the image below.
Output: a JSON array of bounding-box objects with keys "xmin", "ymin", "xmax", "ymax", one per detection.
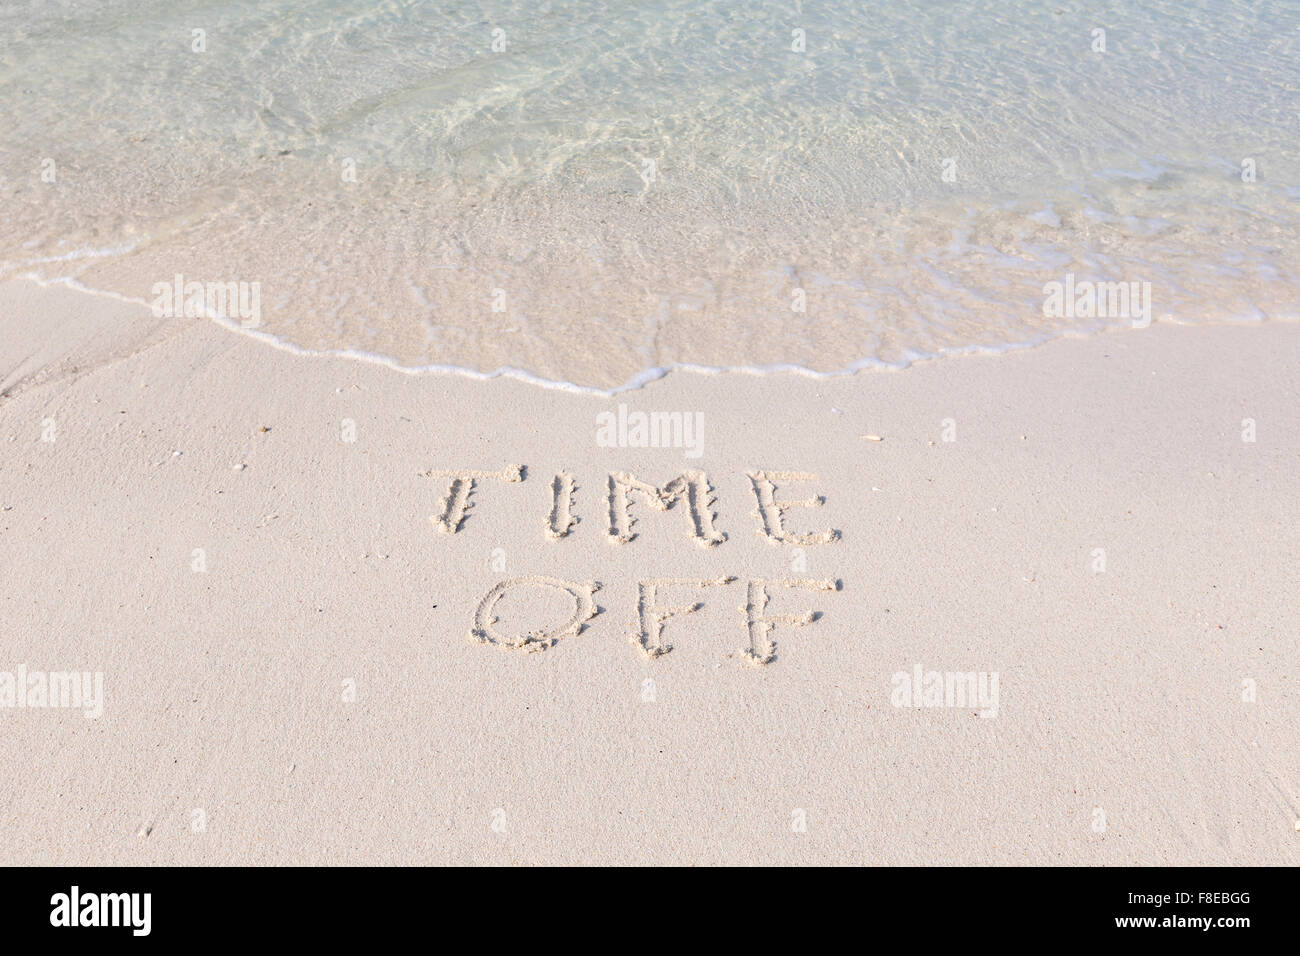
[{"xmin": 425, "ymin": 466, "xmax": 842, "ymax": 664}]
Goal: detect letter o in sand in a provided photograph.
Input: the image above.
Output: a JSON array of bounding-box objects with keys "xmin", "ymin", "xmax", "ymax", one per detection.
[{"xmin": 471, "ymin": 576, "xmax": 601, "ymax": 652}]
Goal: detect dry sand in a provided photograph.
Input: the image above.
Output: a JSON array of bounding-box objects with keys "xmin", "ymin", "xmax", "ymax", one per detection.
[{"xmin": 0, "ymin": 277, "xmax": 1296, "ymax": 865}]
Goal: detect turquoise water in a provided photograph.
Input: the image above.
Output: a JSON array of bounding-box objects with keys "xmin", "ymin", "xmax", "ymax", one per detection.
[{"xmin": 2, "ymin": 0, "xmax": 1297, "ymax": 388}]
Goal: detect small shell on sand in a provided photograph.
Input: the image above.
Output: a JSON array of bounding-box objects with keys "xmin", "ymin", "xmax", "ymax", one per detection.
[{"xmin": 862, "ymin": 434, "xmax": 884, "ymax": 442}]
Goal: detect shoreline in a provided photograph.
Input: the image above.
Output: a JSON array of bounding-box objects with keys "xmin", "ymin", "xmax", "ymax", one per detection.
[
  {"xmin": 8, "ymin": 274, "xmax": 1297, "ymax": 398},
  {"xmin": 1, "ymin": 277, "xmax": 1296, "ymax": 865}
]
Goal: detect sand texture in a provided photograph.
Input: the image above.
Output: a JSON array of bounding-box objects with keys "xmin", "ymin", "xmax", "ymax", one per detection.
[{"xmin": 0, "ymin": 279, "xmax": 1296, "ymax": 865}]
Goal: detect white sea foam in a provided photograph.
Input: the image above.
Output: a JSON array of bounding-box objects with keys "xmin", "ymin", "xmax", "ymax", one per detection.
[{"xmin": 19, "ymin": 272, "xmax": 1106, "ymax": 397}]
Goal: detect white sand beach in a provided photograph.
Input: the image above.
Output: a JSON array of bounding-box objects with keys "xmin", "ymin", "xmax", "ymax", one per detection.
[{"xmin": 1, "ymin": 278, "xmax": 1295, "ymax": 865}]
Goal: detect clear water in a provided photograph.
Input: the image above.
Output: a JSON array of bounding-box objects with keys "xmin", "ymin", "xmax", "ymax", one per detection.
[{"xmin": 2, "ymin": 0, "xmax": 1297, "ymax": 388}]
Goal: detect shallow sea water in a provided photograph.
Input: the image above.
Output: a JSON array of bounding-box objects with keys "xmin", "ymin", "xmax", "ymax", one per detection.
[{"xmin": 1, "ymin": 0, "xmax": 1297, "ymax": 388}]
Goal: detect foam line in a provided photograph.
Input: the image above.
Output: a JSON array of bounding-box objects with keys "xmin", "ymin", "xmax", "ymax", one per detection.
[{"xmin": 8, "ymin": 272, "xmax": 1239, "ymax": 398}]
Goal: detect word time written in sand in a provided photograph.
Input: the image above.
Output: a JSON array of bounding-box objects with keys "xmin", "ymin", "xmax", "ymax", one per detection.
[{"xmin": 425, "ymin": 466, "xmax": 842, "ymax": 665}]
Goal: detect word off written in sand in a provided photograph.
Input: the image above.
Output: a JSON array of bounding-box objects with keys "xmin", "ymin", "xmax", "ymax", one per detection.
[{"xmin": 425, "ymin": 466, "xmax": 843, "ymax": 664}]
